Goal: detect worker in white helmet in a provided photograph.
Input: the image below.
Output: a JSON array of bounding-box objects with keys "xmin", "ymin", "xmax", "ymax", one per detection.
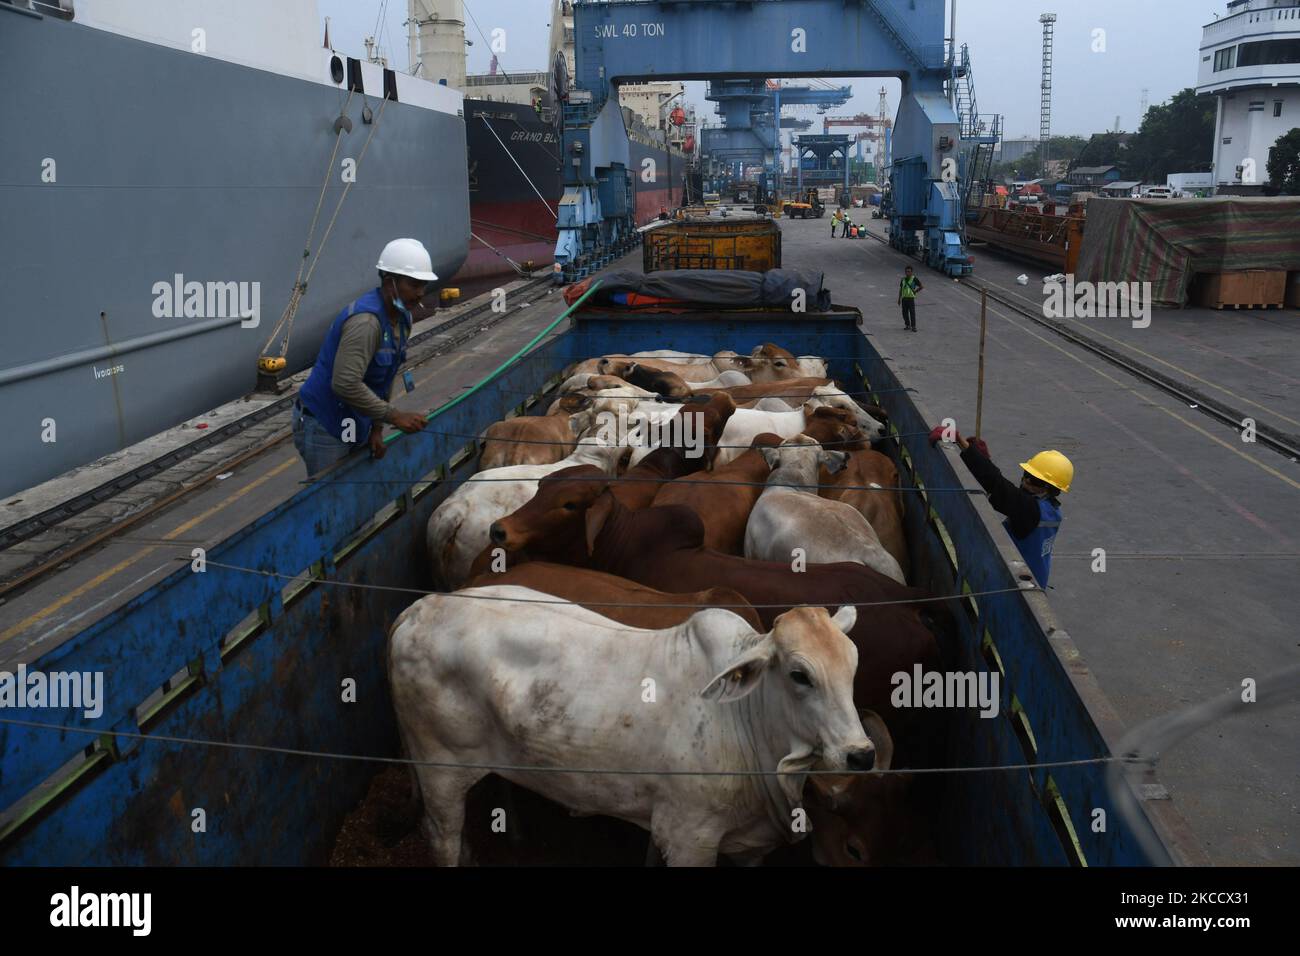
[{"xmin": 293, "ymin": 238, "xmax": 432, "ymax": 477}]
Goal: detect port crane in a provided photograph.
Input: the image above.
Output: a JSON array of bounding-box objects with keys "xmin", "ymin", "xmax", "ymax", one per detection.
[{"xmin": 554, "ymin": 0, "xmax": 999, "ymax": 280}]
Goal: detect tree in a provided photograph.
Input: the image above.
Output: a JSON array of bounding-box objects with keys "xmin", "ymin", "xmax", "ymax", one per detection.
[
  {"xmin": 991, "ymin": 135, "xmax": 1087, "ymax": 181},
  {"xmin": 1071, "ymin": 132, "xmax": 1131, "ymax": 173},
  {"xmin": 1125, "ymin": 88, "xmax": 1216, "ymax": 183},
  {"xmin": 1266, "ymin": 128, "xmax": 1300, "ymax": 195}
]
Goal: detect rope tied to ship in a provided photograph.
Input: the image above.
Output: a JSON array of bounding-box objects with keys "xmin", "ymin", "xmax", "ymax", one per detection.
[{"xmin": 259, "ymin": 87, "xmax": 392, "ymax": 367}]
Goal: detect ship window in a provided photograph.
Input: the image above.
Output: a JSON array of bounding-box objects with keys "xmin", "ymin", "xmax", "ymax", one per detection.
[
  {"xmin": 346, "ymin": 57, "xmax": 365, "ymax": 94},
  {"xmin": 1237, "ymin": 38, "xmax": 1300, "ymax": 67},
  {"xmin": 1214, "ymin": 47, "xmax": 1237, "ymax": 72},
  {"xmin": 1276, "ymin": 101, "xmax": 1284, "ymax": 118}
]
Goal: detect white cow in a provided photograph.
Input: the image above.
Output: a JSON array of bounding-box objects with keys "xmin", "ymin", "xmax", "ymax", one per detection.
[
  {"xmin": 714, "ymin": 390, "xmax": 886, "ymax": 466},
  {"xmin": 389, "ymin": 592, "xmax": 877, "ymax": 866},
  {"xmin": 426, "ymin": 439, "xmax": 625, "ymax": 590},
  {"xmin": 689, "ymin": 369, "xmax": 753, "ymax": 390},
  {"xmin": 744, "ymin": 437, "xmax": 907, "ymax": 584}
]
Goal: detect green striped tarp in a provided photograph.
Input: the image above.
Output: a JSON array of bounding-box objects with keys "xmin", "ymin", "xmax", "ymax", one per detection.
[{"xmin": 1075, "ymin": 197, "xmax": 1300, "ymax": 308}]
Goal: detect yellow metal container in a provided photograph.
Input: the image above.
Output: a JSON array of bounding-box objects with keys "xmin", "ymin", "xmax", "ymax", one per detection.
[{"xmin": 642, "ymin": 217, "xmax": 782, "ymax": 272}]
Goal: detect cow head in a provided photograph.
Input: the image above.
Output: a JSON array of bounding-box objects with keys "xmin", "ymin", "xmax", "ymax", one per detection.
[
  {"xmin": 699, "ymin": 604, "xmax": 876, "ymax": 807},
  {"xmin": 746, "ymin": 343, "xmax": 803, "ymax": 383},
  {"xmin": 759, "ymin": 435, "xmax": 848, "ymax": 485},
  {"xmin": 566, "ymin": 438, "xmax": 632, "ymax": 474},
  {"xmin": 488, "ymin": 465, "xmax": 609, "ymax": 556},
  {"xmin": 712, "ymin": 350, "xmax": 753, "ymax": 374},
  {"xmin": 803, "ymin": 711, "xmax": 924, "ymax": 866},
  {"xmin": 596, "ymin": 357, "xmax": 637, "ymax": 378},
  {"xmin": 801, "ymin": 412, "xmax": 867, "ymax": 454},
  {"xmin": 805, "ymin": 387, "xmax": 887, "ymax": 439}
]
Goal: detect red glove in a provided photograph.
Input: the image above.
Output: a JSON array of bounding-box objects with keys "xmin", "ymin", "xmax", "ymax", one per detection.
[
  {"xmin": 967, "ymin": 437, "xmax": 991, "ymax": 458},
  {"xmin": 928, "ymin": 424, "xmax": 962, "ymax": 447}
]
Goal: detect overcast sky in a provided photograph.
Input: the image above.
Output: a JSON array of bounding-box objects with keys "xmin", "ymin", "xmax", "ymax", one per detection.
[{"xmin": 319, "ymin": 0, "xmax": 1215, "ymax": 139}]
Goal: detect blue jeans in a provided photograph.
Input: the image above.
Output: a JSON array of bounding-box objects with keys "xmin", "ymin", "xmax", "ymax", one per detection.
[{"xmin": 292, "ymin": 401, "xmax": 356, "ymax": 477}]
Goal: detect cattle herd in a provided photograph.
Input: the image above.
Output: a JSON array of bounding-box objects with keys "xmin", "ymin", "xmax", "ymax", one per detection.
[{"xmin": 389, "ymin": 344, "xmax": 951, "ymax": 866}]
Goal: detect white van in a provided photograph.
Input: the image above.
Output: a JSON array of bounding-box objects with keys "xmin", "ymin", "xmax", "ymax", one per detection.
[{"xmin": 1143, "ymin": 186, "xmax": 1175, "ymax": 200}]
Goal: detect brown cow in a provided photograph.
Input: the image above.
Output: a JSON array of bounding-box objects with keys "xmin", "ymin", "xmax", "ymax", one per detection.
[
  {"xmin": 802, "ymin": 714, "xmax": 939, "ymax": 866},
  {"xmin": 596, "ymin": 360, "xmax": 693, "ymax": 400},
  {"xmin": 820, "ymin": 449, "xmax": 909, "ymax": 573},
  {"xmin": 464, "ymin": 561, "xmax": 763, "ymax": 631},
  {"xmin": 801, "ymin": 414, "xmax": 868, "ymax": 453},
  {"xmin": 612, "ymin": 447, "xmax": 701, "ymax": 510},
  {"xmin": 651, "ymin": 433, "xmax": 782, "ymax": 554},
  {"xmin": 479, "ymin": 395, "xmax": 594, "ymax": 470},
  {"xmin": 695, "ymin": 376, "xmax": 829, "ymax": 405},
  {"xmin": 487, "ymin": 469, "xmax": 946, "ymax": 769}
]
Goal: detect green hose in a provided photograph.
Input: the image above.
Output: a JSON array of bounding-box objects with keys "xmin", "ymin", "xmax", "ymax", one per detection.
[{"xmin": 387, "ymin": 279, "xmax": 604, "ymax": 443}]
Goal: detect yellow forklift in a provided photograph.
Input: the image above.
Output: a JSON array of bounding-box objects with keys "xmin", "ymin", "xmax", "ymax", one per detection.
[{"xmin": 781, "ymin": 188, "xmax": 826, "ymax": 219}]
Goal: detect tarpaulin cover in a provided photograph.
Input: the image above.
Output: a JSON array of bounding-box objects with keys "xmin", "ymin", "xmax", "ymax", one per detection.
[
  {"xmin": 564, "ymin": 269, "xmax": 830, "ymax": 311},
  {"xmin": 1075, "ymin": 197, "xmax": 1300, "ymax": 308}
]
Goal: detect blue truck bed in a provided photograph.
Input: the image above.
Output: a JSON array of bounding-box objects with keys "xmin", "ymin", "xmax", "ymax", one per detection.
[{"xmin": 0, "ymin": 301, "xmax": 1201, "ymax": 866}]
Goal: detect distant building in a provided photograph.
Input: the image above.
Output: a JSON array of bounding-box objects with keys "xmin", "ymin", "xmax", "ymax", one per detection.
[
  {"xmin": 1068, "ymin": 165, "xmax": 1124, "ymax": 187},
  {"xmin": 1198, "ymin": 0, "xmax": 1300, "ymax": 194},
  {"xmin": 997, "ymin": 138, "xmax": 1040, "ymax": 165},
  {"xmin": 1101, "ymin": 181, "xmax": 1143, "ymax": 198}
]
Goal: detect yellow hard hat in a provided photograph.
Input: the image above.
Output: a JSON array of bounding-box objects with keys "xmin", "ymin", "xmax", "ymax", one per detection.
[{"xmin": 1019, "ymin": 450, "xmax": 1074, "ymax": 493}]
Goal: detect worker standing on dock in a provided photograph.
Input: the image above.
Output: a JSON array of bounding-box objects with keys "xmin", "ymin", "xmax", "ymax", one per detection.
[
  {"xmin": 831, "ymin": 208, "xmax": 844, "ymax": 237},
  {"xmin": 930, "ymin": 429, "xmax": 1073, "ymax": 586},
  {"xmin": 293, "ymin": 238, "xmax": 432, "ymax": 477},
  {"xmin": 899, "ymin": 266, "xmax": 923, "ymax": 331}
]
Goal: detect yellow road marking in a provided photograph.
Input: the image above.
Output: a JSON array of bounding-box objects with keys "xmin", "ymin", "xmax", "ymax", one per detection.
[
  {"xmin": 947, "ymin": 284, "xmax": 1300, "ymax": 493},
  {"xmin": 1, "ymin": 458, "xmax": 299, "ymax": 645}
]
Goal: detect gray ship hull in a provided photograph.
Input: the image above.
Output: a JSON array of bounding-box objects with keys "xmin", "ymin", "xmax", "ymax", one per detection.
[{"xmin": 0, "ymin": 9, "xmax": 469, "ymax": 498}]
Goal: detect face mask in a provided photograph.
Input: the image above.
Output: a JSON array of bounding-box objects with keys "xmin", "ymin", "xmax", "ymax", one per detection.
[{"xmin": 388, "ymin": 281, "xmax": 413, "ymax": 322}]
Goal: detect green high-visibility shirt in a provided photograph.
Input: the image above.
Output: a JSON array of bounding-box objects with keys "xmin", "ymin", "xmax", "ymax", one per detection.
[{"xmin": 900, "ymin": 276, "xmax": 921, "ymax": 299}]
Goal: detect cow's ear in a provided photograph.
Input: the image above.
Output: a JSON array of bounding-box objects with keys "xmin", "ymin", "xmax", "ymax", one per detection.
[
  {"xmin": 760, "ymin": 446, "xmax": 782, "ymax": 471},
  {"xmin": 830, "ymin": 604, "xmax": 857, "ymax": 635},
  {"xmin": 700, "ymin": 639, "xmax": 775, "ymax": 703},
  {"xmin": 820, "ymin": 449, "xmax": 848, "ymax": 474},
  {"xmin": 806, "ymin": 772, "xmax": 854, "ymax": 811},
  {"xmin": 858, "ymin": 709, "xmax": 894, "ymax": 770},
  {"xmin": 584, "ymin": 492, "xmax": 614, "ymax": 555},
  {"xmin": 568, "ymin": 410, "xmax": 593, "ymax": 436}
]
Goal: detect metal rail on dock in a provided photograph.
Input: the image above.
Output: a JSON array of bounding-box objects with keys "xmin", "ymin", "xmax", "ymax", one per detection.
[{"xmin": 0, "ymin": 276, "xmax": 556, "ymax": 594}]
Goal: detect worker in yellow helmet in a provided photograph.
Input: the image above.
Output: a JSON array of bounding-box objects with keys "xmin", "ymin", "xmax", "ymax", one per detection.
[{"xmin": 929, "ymin": 425, "xmax": 1074, "ymax": 586}]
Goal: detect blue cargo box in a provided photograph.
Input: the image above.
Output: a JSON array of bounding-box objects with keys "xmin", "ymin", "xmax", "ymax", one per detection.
[{"xmin": 0, "ymin": 302, "xmax": 1202, "ymax": 866}]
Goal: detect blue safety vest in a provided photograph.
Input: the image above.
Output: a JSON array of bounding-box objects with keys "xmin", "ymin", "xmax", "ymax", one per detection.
[
  {"xmin": 298, "ymin": 288, "xmax": 409, "ymax": 445},
  {"xmin": 1006, "ymin": 497, "xmax": 1062, "ymax": 587}
]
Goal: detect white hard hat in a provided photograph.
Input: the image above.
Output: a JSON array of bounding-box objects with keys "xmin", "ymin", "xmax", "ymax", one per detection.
[{"xmin": 376, "ymin": 238, "xmax": 438, "ymax": 282}]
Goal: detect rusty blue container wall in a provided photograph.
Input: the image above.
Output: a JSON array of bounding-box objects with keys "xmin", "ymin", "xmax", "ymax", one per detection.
[
  {"xmin": 1, "ymin": 306, "xmax": 1180, "ymax": 865},
  {"xmin": 0, "ymin": 339, "xmax": 569, "ymax": 864}
]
